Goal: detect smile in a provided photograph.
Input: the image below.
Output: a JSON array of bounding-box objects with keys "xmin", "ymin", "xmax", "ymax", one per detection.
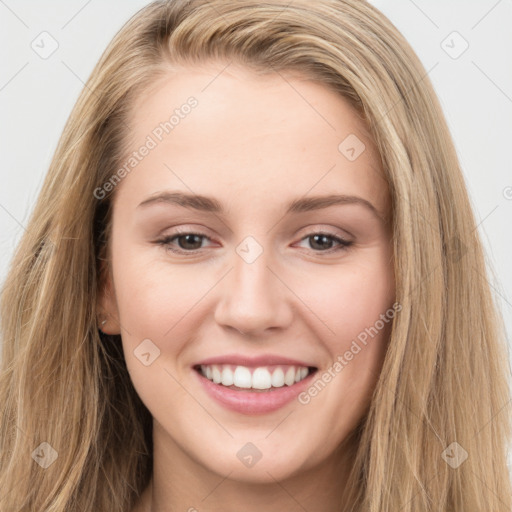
[
  {"xmin": 193, "ymin": 362, "xmax": 319, "ymax": 415},
  {"xmin": 195, "ymin": 364, "xmax": 316, "ymax": 391}
]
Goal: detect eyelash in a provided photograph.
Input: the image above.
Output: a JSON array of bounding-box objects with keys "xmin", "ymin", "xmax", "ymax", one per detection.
[{"xmin": 155, "ymin": 228, "xmax": 353, "ymax": 255}]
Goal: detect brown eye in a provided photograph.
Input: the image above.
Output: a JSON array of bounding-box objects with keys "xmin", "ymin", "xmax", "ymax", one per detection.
[
  {"xmin": 296, "ymin": 232, "xmax": 352, "ymax": 253},
  {"xmin": 308, "ymin": 234, "xmax": 337, "ymax": 251},
  {"xmin": 157, "ymin": 232, "xmax": 210, "ymax": 253},
  {"xmin": 173, "ymin": 234, "xmax": 204, "ymax": 251}
]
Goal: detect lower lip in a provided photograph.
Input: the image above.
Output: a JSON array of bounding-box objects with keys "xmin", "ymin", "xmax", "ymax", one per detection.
[{"xmin": 194, "ymin": 368, "xmax": 316, "ymax": 415}]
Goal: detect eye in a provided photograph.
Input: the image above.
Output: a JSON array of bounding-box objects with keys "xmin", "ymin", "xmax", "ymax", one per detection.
[
  {"xmin": 157, "ymin": 231, "xmax": 213, "ymax": 253},
  {"xmin": 295, "ymin": 232, "xmax": 353, "ymax": 253},
  {"xmin": 155, "ymin": 229, "xmax": 353, "ymax": 255}
]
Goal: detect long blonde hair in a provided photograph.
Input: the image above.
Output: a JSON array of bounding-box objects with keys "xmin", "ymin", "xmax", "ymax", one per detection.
[{"xmin": 1, "ymin": 1, "xmax": 510, "ymax": 510}]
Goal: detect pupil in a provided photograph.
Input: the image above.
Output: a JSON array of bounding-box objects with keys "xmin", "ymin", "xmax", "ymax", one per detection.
[
  {"xmin": 311, "ymin": 234, "xmax": 331, "ymax": 250},
  {"xmin": 180, "ymin": 234, "xmax": 201, "ymax": 249}
]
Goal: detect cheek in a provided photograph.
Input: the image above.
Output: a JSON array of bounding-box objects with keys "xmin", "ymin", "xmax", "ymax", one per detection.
[
  {"xmin": 300, "ymin": 252, "xmax": 394, "ymax": 345},
  {"xmin": 111, "ymin": 241, "xmax": 203, "ymax": 333},
  {"xmin": 296, "ymin": 250, "xmax": 394, "ymax": 409},
  {"xmin": 110, "ymin": 248, "xmax": 205, "ymax": 409}
]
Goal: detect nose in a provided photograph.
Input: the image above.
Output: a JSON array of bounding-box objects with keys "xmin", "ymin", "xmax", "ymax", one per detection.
[{"xmin": 214, "ymin": 244, "xmax": 293, "ymax": 337}]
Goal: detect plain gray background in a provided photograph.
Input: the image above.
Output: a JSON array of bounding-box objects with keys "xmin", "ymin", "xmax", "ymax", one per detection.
[{"xmin": 1, "ymin": 0, "xmax": 511, "ymax": 471}]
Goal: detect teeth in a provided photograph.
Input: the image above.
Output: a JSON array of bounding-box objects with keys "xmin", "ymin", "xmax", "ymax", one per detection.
[
  {"xmin": 252, "ymin": 367, "xmax": 272, "ymax": 389},
  {"xmin": 271, "ymin": 367, "xmax": 285, "ymax": 388},
  {"xmin": 221, "ymin": 366, "xmax": 234, "ymax": 386},
  {"xmin": 284, "ymin": 367, "xmax": 296, "ymax": 386},
  {"xmin": 199, "ymin": 364, "xmax": 311, "ymax": 390},
  {"xmin": 233, "ymin": 366, "xmax": 252, "ymax": 388},
  {"xmin": 212, "ymin": 366, "xmax": 222, "ymax": 384},
  {"xmin": 294, "ymin": 367, "xmax": 308, "ymax": 383}
]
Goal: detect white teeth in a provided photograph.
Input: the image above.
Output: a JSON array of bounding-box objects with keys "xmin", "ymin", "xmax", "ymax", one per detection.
[
  {"xmin": 271, "ymin": 368, "xmax": 285, "ymax": 388},
  {"xmin": 252, "ymin": 367, "xmax": 272, "ymax": 389},
  {"xmin": 212, "ymin": 365, "xmax": 222, "ymax": 384},
  {"xmin": 233, "ymin": 366, "xmax": 252, "ymax": 388},
  {"xmin": 284, "ymin": 367, "xmax": 296, "ymax": 386},
  {"xmin": 221, "ymin": 366, "xmax": 234, "ymax": 386},
  {"xmin": 199, "ymin": 363, "xmax": 311, "ymax": 390}
]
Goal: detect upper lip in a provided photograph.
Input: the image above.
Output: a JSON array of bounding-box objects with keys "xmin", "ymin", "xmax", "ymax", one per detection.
[{"xmin": 194, "ymin": 354, "xmax": 317, "ymax": 368}]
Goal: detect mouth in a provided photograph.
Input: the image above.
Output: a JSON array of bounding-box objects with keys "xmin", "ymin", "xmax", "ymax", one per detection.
[{"xmin": 192, "ymin": 363, "xmax": 318, "ymax": 392}]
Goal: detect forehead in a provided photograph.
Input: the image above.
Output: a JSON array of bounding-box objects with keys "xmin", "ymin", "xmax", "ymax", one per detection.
[{"xmin": 116, "ymin": 62, "xmax": 389, "ymax": 219}]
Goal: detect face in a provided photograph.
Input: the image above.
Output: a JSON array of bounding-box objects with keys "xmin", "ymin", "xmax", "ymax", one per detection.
[{"xmin": 99, "ymin": 61, "xmax": 395, "ymax": 484}]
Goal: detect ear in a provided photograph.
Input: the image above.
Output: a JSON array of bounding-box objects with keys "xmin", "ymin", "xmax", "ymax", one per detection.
[{"xmin": 97, "ymin": 259, "xmax": 121, "ymax": 335}]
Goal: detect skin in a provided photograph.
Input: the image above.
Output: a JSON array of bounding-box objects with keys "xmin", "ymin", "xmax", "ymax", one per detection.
[{"xmin": 98, "ymin": 61, "xmax": 395, "ymax": 512}]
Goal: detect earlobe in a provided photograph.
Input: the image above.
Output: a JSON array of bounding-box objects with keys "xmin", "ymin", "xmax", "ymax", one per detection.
[{"xmin": 96, "ymin": 260, "xmax": 121, "ymax": 335}]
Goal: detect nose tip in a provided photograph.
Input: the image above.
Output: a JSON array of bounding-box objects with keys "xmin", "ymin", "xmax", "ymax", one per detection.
[{"xmin": 214, "ymin": 252, "xmax": 293, "ymax": 337}]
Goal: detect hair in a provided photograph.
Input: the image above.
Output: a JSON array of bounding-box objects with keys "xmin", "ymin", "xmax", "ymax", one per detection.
[{"xmin": 1, "ymin": 0, "xmax": 510, "ymax": 510}]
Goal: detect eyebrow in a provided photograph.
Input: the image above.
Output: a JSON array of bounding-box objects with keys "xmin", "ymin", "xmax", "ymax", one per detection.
[{"xmin": 137, "ymin": 191, "xmax": 383, "ymax": 220}]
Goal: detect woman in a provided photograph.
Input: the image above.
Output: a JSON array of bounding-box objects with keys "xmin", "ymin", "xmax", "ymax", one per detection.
[{"xmin": 1, "ymin": 0, "xmax": 510, "ymax": 510}]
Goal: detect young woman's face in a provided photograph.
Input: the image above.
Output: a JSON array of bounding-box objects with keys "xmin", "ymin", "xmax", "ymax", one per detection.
[{"xmin": 100, "ymin": 62, "xmax": 395, "ymax": 484}]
